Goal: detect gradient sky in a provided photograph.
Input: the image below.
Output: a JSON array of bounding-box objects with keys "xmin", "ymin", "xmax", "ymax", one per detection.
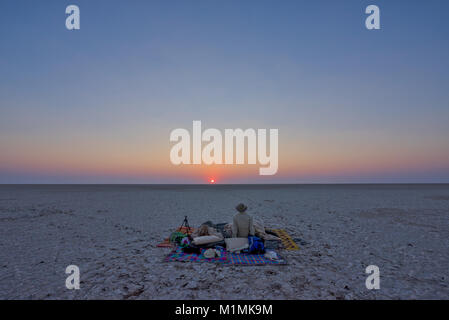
[{"xmin": 1, "ymin": 0, "xmax": 449, "ymax": 183}]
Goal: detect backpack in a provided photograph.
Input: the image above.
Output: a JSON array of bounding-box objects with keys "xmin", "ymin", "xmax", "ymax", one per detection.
[{"xmin": 248, "ymin": 236, "xmax": 265, "ymax": 254}]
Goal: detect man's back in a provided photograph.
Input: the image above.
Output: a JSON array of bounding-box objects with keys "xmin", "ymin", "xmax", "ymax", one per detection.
[{"xmin": 232, "ymin": 212, "xmax": 255, "ymax": 238}]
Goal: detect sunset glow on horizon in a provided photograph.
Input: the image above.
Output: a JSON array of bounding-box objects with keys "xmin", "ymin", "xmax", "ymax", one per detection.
[{"xmin": 1, "ymin": 1, "xmax": 449, "ymax": 183}]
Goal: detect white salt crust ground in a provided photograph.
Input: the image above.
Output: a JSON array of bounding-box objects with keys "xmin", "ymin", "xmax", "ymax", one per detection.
[{"xmin": 0, "ymin": 184, "xmax": 448, "ymax": 300}]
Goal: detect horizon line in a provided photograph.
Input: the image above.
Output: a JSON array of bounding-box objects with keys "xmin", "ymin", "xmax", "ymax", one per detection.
[{"xmin": 1, "ymin": 183, "xmax": 449, "ymax": 186}]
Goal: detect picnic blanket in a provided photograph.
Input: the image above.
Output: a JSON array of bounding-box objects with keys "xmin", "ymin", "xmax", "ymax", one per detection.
[
  {"xmin": 269, "ymin": 229, "xmax": 299, "ymax": 251},
  {"xmin": 224, "ymin": 251, "xmax": 286, "ymax": 265},
  {"xmin": 164, "ymin": 247, "xmax": 286, "ymax": 265},
  {"xmin": 164, "ymin": 247, "xmax": 227, "ymax": 263}
]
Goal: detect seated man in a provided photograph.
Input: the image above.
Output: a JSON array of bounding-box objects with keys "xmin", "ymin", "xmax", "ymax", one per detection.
[{"xmin": 232, "ymin": 203, "xmax": 255, "ymax": 238}]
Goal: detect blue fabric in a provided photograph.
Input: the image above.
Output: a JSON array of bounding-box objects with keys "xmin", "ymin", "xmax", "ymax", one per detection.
[{"xmin": 248, "ymin": 236, "xmax": 265, "ymax": 254}]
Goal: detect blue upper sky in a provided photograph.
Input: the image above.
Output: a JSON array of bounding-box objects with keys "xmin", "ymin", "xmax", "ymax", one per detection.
[{"xmin": 1, "ymin": 0, "xmax": 448, "ymax": 183}]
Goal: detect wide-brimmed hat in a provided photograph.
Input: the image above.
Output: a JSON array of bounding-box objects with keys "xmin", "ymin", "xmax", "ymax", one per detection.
[{"xmin": 235, "ymin": 203, "xmax": 248, "ymax": 213}]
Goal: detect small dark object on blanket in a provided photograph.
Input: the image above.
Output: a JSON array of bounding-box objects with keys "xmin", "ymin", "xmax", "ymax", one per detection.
[{"xmin": 182, "ymin": 245, "xmax": 202, "ymax": 254}]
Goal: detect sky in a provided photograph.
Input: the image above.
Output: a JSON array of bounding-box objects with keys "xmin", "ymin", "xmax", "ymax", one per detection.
[{"xmin": 1, "ymin": 0, "xmax": 449, "ymax": 183}]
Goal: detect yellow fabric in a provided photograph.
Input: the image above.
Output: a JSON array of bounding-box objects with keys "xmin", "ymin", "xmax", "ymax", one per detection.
[{"xmin": 271, "ymin": 229, "xmax": 299, "ymax": 250}]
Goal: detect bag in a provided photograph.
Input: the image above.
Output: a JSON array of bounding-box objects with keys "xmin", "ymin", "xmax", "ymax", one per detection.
[
  {"xmin": 203, "ymin": 248, "xmax": 220, "ymax": 258},
  {"xmin": 182, "ymin": 244, "xmax": 201, "ymax": 254},
  {"xmin": 248, "ymin": 236, "xmax": 265, "ymax": 254},
  {"xmin": 192, "ymin": 235, "xmax": 222, "ymax": 245},
  {"xmin": 170, "ymin": 232, "xmax": 187, "ymax": 244},
  {"xmin": 225, "ymin": 238, "xmax": 249, "ymax": 252},
  {"xmin": 180, "ymin": 236, "xmax": 191, "ymax": 248}
]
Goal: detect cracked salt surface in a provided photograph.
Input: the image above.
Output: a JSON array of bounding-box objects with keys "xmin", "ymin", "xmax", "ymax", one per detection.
[{"xmin": 0, "ymin": 184, "xmax": 448, "ymax": 299}]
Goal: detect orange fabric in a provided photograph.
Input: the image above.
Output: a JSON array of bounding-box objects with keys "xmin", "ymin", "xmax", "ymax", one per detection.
[{"xmin": 176, "ymin": 226, "xmax": 195, "ymax": 234}]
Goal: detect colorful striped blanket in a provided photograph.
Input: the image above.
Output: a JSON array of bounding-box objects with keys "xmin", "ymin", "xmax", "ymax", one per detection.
[
  {"xmin": 164, "ymin": 247, "xmax": 227, "ymax": 263},
  {"xmin": 164, "ymin": 247, "xmax": 286, "ymax": 265},
  {"xmin": 224, "ymin": 252, "xmax": 286, "ymax": 265}
]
